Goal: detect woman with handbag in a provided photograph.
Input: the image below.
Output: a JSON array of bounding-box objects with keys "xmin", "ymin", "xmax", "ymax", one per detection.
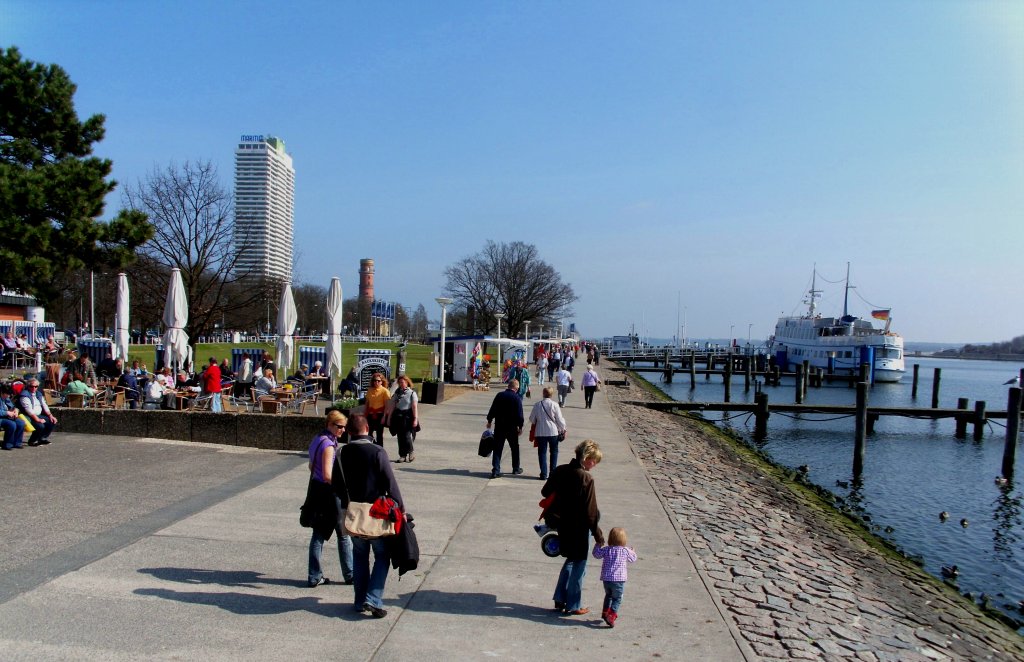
[
  {"xmin": 528, "ymin": 387, "xmax": 566, "ymax": 480},
  {"xmin": 305, "ymin": 410, "xmax": 354, "ymax": 587},
  {"xmin": 383, "ymin": 375, "xmax": 419, "ymax": 462},
  {"xmin": 581, "ymin": 365, "xmax": 602, "ymax": 409},
  {"xmin": 337, "ymin": 414, "xmax": 406, "ymax": 618}
]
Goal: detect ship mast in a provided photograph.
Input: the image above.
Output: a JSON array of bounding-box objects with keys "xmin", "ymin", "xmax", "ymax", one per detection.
[
  {"xmin": 804, "ymin": 266, "xmax": 821, "ymax": 318},
  {"xmin": 842, "ymin": 262, "xmax": 851, "ymax": 319}
]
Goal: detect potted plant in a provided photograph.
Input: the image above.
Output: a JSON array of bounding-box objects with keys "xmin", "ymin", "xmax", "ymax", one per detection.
[
  {"xmin": 420, "ymin": 376, "xmax": 445, "ymax": 405},
  {"xmin": 332, "ymin": 397, "xmax": 359, "ymax": 416}
]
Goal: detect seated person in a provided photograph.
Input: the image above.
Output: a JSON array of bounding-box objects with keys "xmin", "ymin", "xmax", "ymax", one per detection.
[
  {"xmin": 144, "ymin": 374, "xmax": 177, "ymax": 410},
  {"xmin": 42, "ymin": 336, "xmax": 60, "ymax": 361},
  {"xmin": 337, "ymin": 367, "xmax": 361, "ymax": 398},
  {"xmin": 96, "ymin": 353, "xmax": 120, "ymax": 379},
  {"xmin": 219, "ymin": 358, "xmax": 234, "ymax": 379},
  {"xmin": 19, "ymin": 378, "xmax": 57, "ymax": 446},
  {"xmin": 290, "ymin": 364, "xmax": 309, "ymax": 383},
  {"xmin": 253, "ymin": 368, "xmax": 277, "ymax": 398},
  {"xmin": 116, "ymin": 368, "xmax": 140, "ymax": 409},
  {"xmin": 16, "ymin": 333, "xmax": 36, "ymax": 355},
  {"xmin": 2, "ymin": 331, "xmax": 18, "ymax": 352},
  {"xmin": 62, "ymin": 372, "xmax": 97, "ymax": 398},
  {"xmin": 73, "ymin": 354, "xmax": 98, "ymax": 386}
]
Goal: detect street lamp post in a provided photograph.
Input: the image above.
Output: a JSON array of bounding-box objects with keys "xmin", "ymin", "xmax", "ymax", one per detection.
[
  {"xmin": 435, "ymin": 297, "xmax": 452, "ymax": 381},
  {"xmin": 495, "ymin": 313, "xmax": 506, "ymax": 376},
  {"xmin": 538, "ymin": 324, "xmax": 544, "ymax": 343},
  {"xmin": 523, "ymin": 320, "xmax": 531, "ymax": 364}
]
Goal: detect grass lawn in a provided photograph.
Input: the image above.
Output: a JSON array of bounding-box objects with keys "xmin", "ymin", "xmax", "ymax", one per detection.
[{"xmin": 126, "ymin": 341, "xmax": 436, "ymax": 382}]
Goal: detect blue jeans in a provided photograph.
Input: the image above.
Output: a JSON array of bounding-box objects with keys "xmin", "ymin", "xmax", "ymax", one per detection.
[
  {"xmin": 352, "ymin": 536, "xmax": 391, "ymax": 610},
  {"xmin": 1, "ymin": 416, "xmax": 26, "ymax": 448},
  {"xmin": 603, "ymin": 580, "xmax": 625, "ymax": 613},
  {"xmin": 308, "ymin": 526, "xmax": 353, "ymax": 585},
  {"xmin": 535, "ymin": 436, "xmax": 558, "ymax": 478},
  {"xmin": 553, "ymin": 555, "xmax": 589, "ymax": 611}
]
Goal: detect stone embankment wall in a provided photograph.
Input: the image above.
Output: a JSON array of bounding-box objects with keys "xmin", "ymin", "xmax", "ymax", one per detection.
[{"xmin": 605, "ymin": 363, "xmax": 1024, "ymax": 661}]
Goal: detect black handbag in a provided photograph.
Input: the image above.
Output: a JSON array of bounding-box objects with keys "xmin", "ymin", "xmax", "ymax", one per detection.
[{"xmin": 478, "ymin": 430, "xmax": 495, "ymax": 457}]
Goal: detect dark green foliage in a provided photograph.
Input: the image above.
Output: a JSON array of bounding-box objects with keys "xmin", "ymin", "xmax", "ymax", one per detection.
[{"xmin": 0, "ymin": 46, "xmax": 152, "ymax": 303}]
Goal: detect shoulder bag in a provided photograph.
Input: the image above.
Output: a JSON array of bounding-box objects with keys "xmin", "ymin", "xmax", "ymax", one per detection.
[
  {"xmin": 339, "ymin": 449, "xmax": 399, "ymax": 539},
  {"xmin": 544, "ymin": 401, "xmax": 566, "ymax": 442}
]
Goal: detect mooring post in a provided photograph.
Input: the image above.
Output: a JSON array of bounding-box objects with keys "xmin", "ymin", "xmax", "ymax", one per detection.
[
  {"xmin": 973, "ymin": 400, "xmax": 986, "ymax": 441},
  {"xmin": 955, "ymin": 398, "xmax": 969, "ymax": 439},
  {"xmin": 802, "ymin": 360, "xmax": 810, "ymax": 393},
  {"xmin": 859, "ymin": 362, "xmax": 870, "ymax": 384},
  {"xmin": 854, "ymin": 381, "xmax": 868, "ymax": 479},
  {"xmin": 724, "ymin": 357, "xmax": 732, "ymax": 403},
  {"xmin": 867, "ymin": 412, "xmax": 878, "ymax": 435},
  {"xmin": 912, "ymin": 363, "xmax": 920, "ymax": 399},
  {"xmin": 795, "ymin": 364, "xmax": 804, "ymax": 404},
  {"xmin": 772, "ymin": 365, "xmax": 780, "ymax": 387},
  {"xmin": 689, "ymin": 356, "xmax": 696, "ymax": 389},
  {"xmin": 1002, "ymin": 387, "xmax": 1021, "ymax": 478},
  {"xmin": 932, "ymin": 368, "xmax": 942, "ymax": 409},
  {"xmin": 754, "ymin": 391, "xmax": 769, "ymax": 440},
  {"xmin": 744, "ymin": 359, "xmax": 752, "ymax": 392}
]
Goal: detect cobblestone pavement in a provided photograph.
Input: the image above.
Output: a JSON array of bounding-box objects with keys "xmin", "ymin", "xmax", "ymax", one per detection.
[{"xmin": 603, "ymin": 368, "xmax": 1024, "ymax": 661}]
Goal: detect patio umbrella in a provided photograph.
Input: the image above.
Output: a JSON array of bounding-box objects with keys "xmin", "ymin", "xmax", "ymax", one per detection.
[
  {"xmin": 113, "ymin": 273, "xmax": 130, "ymax": 363},
  {"xmin": 275, "ymin": 282, "xmax": 297, "ymax": 378},
  {"xmin": 324, "ymin": 277, "xmax": 343, "ymax": 396},
  {"xmin": 162, "ymin": 268, "xmax": 190, "ymax": 379}
]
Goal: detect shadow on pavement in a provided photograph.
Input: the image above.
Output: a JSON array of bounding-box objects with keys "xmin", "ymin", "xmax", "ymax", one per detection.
[
  {"xmin": 134, "ymin": 587, "xmax": 365, "ymax": 619},
  {"xmin": 138, "ymin": 567, "xmax": 306, "ymax": 589},
  {"xmin": 399, "ymin": 589, "xmax": 597, "ymax": 627}
]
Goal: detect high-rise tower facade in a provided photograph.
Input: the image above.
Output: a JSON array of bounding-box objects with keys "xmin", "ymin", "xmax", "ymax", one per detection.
[{"xmin": 234, "ymin": 134, "xmax": 295, "ymax": 282}]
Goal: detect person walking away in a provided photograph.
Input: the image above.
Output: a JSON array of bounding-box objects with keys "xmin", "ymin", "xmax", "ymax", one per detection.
[
  {"xmin": 19, "ymin": 378, "xmax": 57, "ymax": 446},
  {"xmin": 563, "ymin": 352, "xmax": 575, "ymax": 373},
  {"xmin": 306, "ymin": 410, "xmax": 354, "ymax": 587},
  {"xmin": 384, "ymin": 375, "xmax": 419, "ymax": 462},
  {"xmin": 581, "ymin": 365, "xmax": 602, "ymax": 409},
  {"xmin": 592, "ymin": 527, "xmax": 637, "ymax": 627},
  {"xmin": 0, "ymin": 383, "xmax": 27, "ymax": 449},
  {"xmin": 554, "ymin": 365, "xmax": 573, "ymax": 407},
  {"xmin": 548, "ymin": 351, "xmax": 560, "ymax": 382},
  {"xmin": 528, "ymin": 387, "xmax": 566, "ymax": 479},
  {"xmin": 364, "ymin": 372, "xmax": 390, "ymax": 446},
  {"xmin": 201, "ymin": 357, "xmax": 223, "ymax": 412},
  {"xmin": 516, "ymin": 361, "xmax": 531, "ymax": 399},
  {"xmin": 536, "ymin": 354, "xmax": 548, "ymax": 385},
  {"xmin": 486, "ymin": 379, "xmax": 524, "ymax": 478},
  {"xmin": 235, "ymin": 352, "xmax": 254, "ymax": 398},
  {"xmin": 542, "ymin": 439, "xmax": 604, "ymax": 615},
  {"xmin": 335, "ymin": 414, "xmax": 406, "ymax": 618}
]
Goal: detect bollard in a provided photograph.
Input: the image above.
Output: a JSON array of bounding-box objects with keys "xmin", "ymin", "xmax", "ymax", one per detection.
[
  {"xmin": 772, "ymin": 365, "xmax": 780, "ymax": 387},
  {"xmin": 912, "ymin": 363, "xmax": 920, "ymax": 399},
  {"xmin": 689, "ymin": 358, "xmax": 696, "ymax": 389},
  {"xmin": 795, "ymin": 364, "xmax": 804, "ymax": 404},
  {"xmin": 754, "ymin": 391, "xmax": 769, "ymax": 440},
  {"xmin": 744, "ymin": 359, "xmax": 751, "ymax": 392},
  {"xmin": 973, "ymin": 400, "xmax": 986, "ymax": 441},
  {"xmin": 1002, "ymin": 387, "xmax": 1021, "ymax": 478},
  {"xmin": 859, "ymin": 362, "xmax": 870, "ymax": 384},
  {"xmin": 932, "ymin": 368, "xmax": 942, "ymax": 409},
  {"xmin": 802, "ymin": 360, "xmax": 810, "ymax": 393},
  {"xmin": 955, "ymin": 398, "xmax": 969, "ymax": 439},
  {"xmin": 853, "ymin": 381, "xmax": 868, "ymax": 479}
]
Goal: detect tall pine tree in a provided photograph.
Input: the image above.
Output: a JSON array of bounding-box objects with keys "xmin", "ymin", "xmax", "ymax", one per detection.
[{"xmin": 0, "ymin": 46, "xmax": 152, "ymax": 304}]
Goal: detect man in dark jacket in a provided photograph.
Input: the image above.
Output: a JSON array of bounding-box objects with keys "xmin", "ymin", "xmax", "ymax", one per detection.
[
  {"xmin": 541, "ymin": 439, "xmax": 604, "ymax": 615},
  {"xmin": 485, "ymin": 379, "xmax": 524, "ymax": 478}
]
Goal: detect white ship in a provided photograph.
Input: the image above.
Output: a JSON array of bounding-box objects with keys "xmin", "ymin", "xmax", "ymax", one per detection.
[{"xmin": 768, "ymin": 266, "xmax": 905, "ymax": 383}]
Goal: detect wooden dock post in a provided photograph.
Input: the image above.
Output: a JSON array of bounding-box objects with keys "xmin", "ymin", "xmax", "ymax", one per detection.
[
  {"xmin": 859, "ymin": 362, "xmax": 870, "ymax": 384},
  {"xmin": 724, "ymin": 358, "xmax": 733, "ymax": 403},
  {"xmin": 744, "ymin": 359, "xmax": 751, "ymax": 392},
  {"xmin": 1002, "ymin": 387, "xmax": 1021, "ymax": 478},
  {"xmin": 955, "ymin": 398, "xmax": 969, "ymax": 439},
  {"xmin": 689, "ymin": 357, "xmax": 696, "ymax": 389},
  {"xmin": 912, "ymin": 364, "xmax": 920, "ymax": 399},
  {"xmin": 706, "ymin": 352, "xmax": 713, "ymax": 381},
  {"xmin": 802, "ymin": 360, "xmax": 810, "ymax": 393},
  {"xmin": 931, "ymin": 368, "xmax": 942, "ymax": 409},
  {"xmin": 973, "ymin": 400, "xmax": 986, "ymax": 441},
  {"xmin": 772, "ymin": 365, "xmax": 780, "ymax": 387},
  {"xmin": 795, "ymin": 364, "xmax": 804, "ymax": 404},
  {"xmin": 854, "ymin": 381, "xmax": 868, "ymax": 479},
  {"xmin": 754, "ymin": 391, "xmax": 769, "ymax": 440}
]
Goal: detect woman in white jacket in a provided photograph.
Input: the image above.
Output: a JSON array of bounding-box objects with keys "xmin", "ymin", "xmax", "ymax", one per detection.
[{"xmin": 528, "ymin": 387, "xmax": 567, "ymax": 480}]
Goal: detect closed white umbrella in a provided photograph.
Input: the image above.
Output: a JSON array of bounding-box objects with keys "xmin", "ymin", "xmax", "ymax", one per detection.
[
  {"xmin": 275, "ymin": 282, "xmax": 297, "ymax": 378},
  {"xmin": 114, "ymin": 273, "xmax": 130, "ymax": 363},
  {"xmin": 162, "ymin": 268, "xmax": 189, "ymax": 379},
  {"xmin": 324, "ymin": 277, "xmax": 343, "ymax": 396}
]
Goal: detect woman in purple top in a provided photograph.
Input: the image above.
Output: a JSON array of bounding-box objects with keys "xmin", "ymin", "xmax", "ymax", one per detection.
[{"xmin": 305, "ymin": 410, "xmax": 354, "ymax": 587}]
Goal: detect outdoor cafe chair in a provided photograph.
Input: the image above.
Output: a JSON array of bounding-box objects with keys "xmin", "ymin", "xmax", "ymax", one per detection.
[{"xmin": 64, "ymin": 393, "xmax": 85, "ymax": 409}]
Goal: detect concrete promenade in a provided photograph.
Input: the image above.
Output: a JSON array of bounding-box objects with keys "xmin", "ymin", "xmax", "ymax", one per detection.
[{"xmin": 0, "ymin": 377, "xmax": 746, "ymax": 660}]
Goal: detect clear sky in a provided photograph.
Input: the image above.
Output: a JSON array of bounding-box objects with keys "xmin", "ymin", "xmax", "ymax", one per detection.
[{"xmin": 3, "ymin": 1, "xmax": 1022, "ymax": 344}]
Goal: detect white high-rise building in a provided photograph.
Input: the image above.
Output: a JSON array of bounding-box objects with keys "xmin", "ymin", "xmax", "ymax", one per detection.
[{"xmin": 234, "ymin": 134, "xmax": 294, "ymax": 282}]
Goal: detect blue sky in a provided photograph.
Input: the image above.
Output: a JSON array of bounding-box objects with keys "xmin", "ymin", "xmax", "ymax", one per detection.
[{"xmin": 3, "ymin": 1, "xmax": 1022, "ymax": 343}]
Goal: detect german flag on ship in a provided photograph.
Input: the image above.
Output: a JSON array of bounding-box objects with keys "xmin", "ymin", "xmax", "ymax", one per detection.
[{"xmin": 871, "ymin": 309, "xmax": 891, "ymax": 321}]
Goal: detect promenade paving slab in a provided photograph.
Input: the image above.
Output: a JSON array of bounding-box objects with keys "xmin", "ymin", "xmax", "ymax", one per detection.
[{"xmin": 0, "ymin": 376, "xmax": 746, "ymax": 661}]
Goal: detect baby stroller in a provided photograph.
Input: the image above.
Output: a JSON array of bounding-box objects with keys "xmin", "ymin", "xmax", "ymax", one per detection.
[{"xmin": 534, "ymin": 493, "xmax": 560, "ymax": 557}]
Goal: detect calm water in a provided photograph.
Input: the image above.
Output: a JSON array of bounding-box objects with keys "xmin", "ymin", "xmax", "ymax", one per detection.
[{"xmin": 652, "ymin": 356, "xmax": 1024, "ymax": 627}]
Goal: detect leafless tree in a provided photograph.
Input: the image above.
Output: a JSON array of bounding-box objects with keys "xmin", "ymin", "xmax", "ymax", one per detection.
[
  {"xmin": 123, "ymin": 161, "xmax": 275, "ymax": 342},
  {"xmin": 443, "ymin": 240, "xmax": 577, "ymax": 337}
]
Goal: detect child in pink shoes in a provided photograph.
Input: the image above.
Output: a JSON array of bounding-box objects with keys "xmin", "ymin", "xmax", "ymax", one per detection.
[{"xmin": 592, "ymin": 527, "xmax": 637, "ymax": 627}]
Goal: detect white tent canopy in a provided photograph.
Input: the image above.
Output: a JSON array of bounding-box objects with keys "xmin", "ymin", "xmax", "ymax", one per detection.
[
  {"xmin": 161, "ymin": 268, "xmax": 190, "ymax": 376},
  {"xmin": 275, "ymin": 283, "xmax": 297, "ymax": 377},
  {"xmin": 113, "ymin": 273, "xmax": 130, "ymax": 362},
  {"xmin": 324, "ymin": 277, "xmax": 343, "ymax": 395}
]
